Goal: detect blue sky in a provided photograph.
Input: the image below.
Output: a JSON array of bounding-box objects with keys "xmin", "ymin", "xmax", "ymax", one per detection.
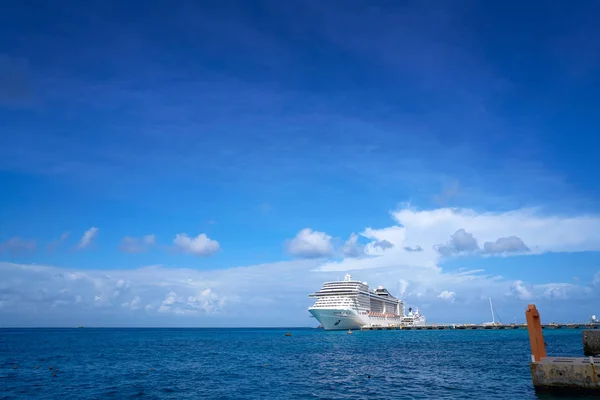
[{"xmin": 1, "ymin": 0, "xmax": 600, "ymax": 327}]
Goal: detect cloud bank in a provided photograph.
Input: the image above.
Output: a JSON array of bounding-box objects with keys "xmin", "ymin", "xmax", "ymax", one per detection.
[
  {"xmin": 320, "ymin": 206, "xmax": 600, "ymax": 272},
  {"xmin": 1, "ymin": 206, "xmax": 600, "ymax": 326},
  {"xmin": 1, "ymin": 257, "xmax": 598, "ymax": 327}
]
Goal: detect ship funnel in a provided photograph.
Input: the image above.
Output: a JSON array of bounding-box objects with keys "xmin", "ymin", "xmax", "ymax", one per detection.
[{"xmin": 343, "ymin": 273, "xmax": 352, "ymax": 282}]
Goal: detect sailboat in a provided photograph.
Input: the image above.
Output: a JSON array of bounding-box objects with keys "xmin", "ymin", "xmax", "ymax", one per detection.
[{"xmin": 482, "ymin": 298, "xmax": 501, "ymax": 326}]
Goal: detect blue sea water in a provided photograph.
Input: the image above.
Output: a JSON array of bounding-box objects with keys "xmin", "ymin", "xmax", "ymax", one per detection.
[{"xmin": 0, "ymin": 328, "xmax": 594, "ymax": 399}]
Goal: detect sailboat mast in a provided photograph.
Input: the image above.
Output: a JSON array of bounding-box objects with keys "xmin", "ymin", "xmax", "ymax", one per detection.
[{"xmin": 489, "ymin": 298, "xmax": 495, "ymax": 324}]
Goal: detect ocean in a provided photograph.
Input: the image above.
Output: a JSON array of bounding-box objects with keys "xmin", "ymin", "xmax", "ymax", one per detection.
[{"xmin": 0, "ymin": 328, "xmax": 593, "ymax": 399}]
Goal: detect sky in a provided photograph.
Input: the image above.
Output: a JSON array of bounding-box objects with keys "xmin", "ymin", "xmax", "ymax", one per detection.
[{"xmin": 1, "ymin": 0, "xmax": 600, "ymax": 327}]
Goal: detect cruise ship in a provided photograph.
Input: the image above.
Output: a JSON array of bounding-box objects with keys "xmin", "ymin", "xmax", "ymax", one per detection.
[{"xmin": 308, "ymin": 274, "xmax": 426, "ymax": 330}]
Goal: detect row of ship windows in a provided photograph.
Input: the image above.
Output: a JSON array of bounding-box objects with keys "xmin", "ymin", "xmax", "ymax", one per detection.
[
  {"xmin": 314, "ymin": 301, "xmax": 396, "ymax": 313},
  {"xmin": 317, "ymin": 293, "xmax": 400, "ymax": 303},
  {"xmin": 323, "ymin": 283, "xmax": 366, "ymax": 286},
  {"xmin": 314, "ymin": 297, "xmax": 399, "ymax": 307},
  {"xmin": 315, "ymin": 301, "xmax": 353, "ymax": 305},
  {"xmin": 316, "ymin": 300, "xmax": 353, "ymax": 303},
  {"xmin": 314, "ymin": 298, "xmax": 395, "ymax": 305}
]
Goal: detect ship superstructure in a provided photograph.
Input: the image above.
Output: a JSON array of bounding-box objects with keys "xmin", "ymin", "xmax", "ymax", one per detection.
[
  {"xmin": 401, "ymin": 307, "xmax": 426, "ymax": 327},
  {"xmin": 308, "ymin": 274, "xmax": 425, "ymax": 330}
]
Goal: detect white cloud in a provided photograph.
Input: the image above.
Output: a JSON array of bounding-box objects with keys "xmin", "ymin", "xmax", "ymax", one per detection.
[
  {"xmin": 341, "ymin": 233, "xmax": 363, "ymax": 258},
  {"xmin": 483, "ymin": 236, "xmax": 529, "ymax": 255},
  {"xmin": 435, "ymin": 229, "xmax": 479, "ymax": 256},
  {"xmin": 510, "ymin": 280, "xmax": 532, "ymax": 300},
  {"xmin": 360, "ymin": 226, "xmax": 409, "ymax": 258},
  {"xmin": 398, "ymin": 279, "xmax": 409, "ymax": 298},
  {"xmin": 173, "ymin": 233, "xmax": 220, "ymax": 256},
  {"xmin": 120, "ymin": 235, "xmax": 156, "ymax": 253},
  {"xmin": 130, "ymin": 296, "xmax": 141, "ymax": 309},
  {"xmin": 121, "ymin": 295, "xmax": 142, "ymax": 310},
  {"xmin": 285, "ymin": 228, "xmax": 334, "ymax": 258},
  {"xmin": 404, "ymin": 245, "xmax": 423, "ymax": 252},
  {"xmin": 438, "ymin": 290, "xmax": 455, "ymax": 302},
  {"xmin": 538, "ymin": 283, "xmax": 574, "ymax": 300},
  {"xmin": 154, "ymin": 287, "xmax": 229, "ymax": 315},
  {"xmin": 436, "ymin": 231, "xmax": 530, "ymax": 257},
  {"xmin": 0, "ymin": 237, "xmax": 35, "ymax": 254},
  {"xmin": 77, "ymin": 227, "xmax": 98, "ymax": 249},
  {"xmin": 113, "ymin": 279, "xmax": 130, "ymax": 298},
  {"xmin": 158, "ymin": 291, "xmax": 180, "ymax": 313},
  {"xmin": 373, "ymin": 239, "xmax": 394, "ymax": 250}
]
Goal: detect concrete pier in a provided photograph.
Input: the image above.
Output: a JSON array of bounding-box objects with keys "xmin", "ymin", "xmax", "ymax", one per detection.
[
  {"xmin": 526, "ymin": 304, "xmax": 600, "ymax": 394},
  {"xmin": 583, "ymin": 330, "xmax": 600, "ymax": 356},
  {"xmin": 531, "ymin": 357, "xmax": 600, "ymax": 392},
  {"xmin": 357, "ymin": 323, "xmax": 599, "ymax": 331}
]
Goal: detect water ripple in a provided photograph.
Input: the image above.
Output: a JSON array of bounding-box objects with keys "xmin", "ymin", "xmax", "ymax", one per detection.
[{"xmin": 0, "ymin": 328, "xmax": 595, "ymax": 399}]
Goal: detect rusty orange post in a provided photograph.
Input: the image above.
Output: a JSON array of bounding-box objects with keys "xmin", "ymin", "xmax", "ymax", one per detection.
[{"xmin": 526, "ymin": 304, "xmax": 547, "ymax": 362}]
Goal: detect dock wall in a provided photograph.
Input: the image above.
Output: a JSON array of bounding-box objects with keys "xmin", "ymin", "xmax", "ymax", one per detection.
[
  {"xmin": 531, "ymin": 357, "xmax": 600, "ymax": 392},
  {"xmin": 358, "ymin": 323, "xmax": 600, "ymax": 331}
]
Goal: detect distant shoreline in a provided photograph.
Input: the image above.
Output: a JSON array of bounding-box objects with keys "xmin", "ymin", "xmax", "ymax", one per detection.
[{"xmin": 0, "ymin": 326, "xmax": 320, "ymax": 329}]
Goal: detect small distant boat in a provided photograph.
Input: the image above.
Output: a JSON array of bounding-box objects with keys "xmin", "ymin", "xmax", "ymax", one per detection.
[
  {"xmin": 76, "ymin": 326, "xmax": 84, "ymax": 329},
  {"xmin": 347, "ymin": 329, "xmax": 353, "ymax": 334},
  {"xmin": 482, "ymin": 298, "xmax": 501, "ymax": 326},
  {"xmin": 285, "ymin": 332, "xmax": 292, "ymax": 337}
]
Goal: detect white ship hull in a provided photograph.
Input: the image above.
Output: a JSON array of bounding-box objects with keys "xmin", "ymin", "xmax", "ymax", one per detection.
[
  {"xmin": 309, "ymin": 308, "xmax": 365, "ymax": 330},
  {"xmin": 403, "ymin": 316, "xmax": 426, "ymax": 327},
  {"xmin": 309, "ymin": 308, "xmax": 404, "ymax": 331}
]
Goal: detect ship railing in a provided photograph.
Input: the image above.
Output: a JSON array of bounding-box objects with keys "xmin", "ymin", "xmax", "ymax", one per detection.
[{"xmin": 367, "ymin": 312, "xmax": 400, "ymax": 318}]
